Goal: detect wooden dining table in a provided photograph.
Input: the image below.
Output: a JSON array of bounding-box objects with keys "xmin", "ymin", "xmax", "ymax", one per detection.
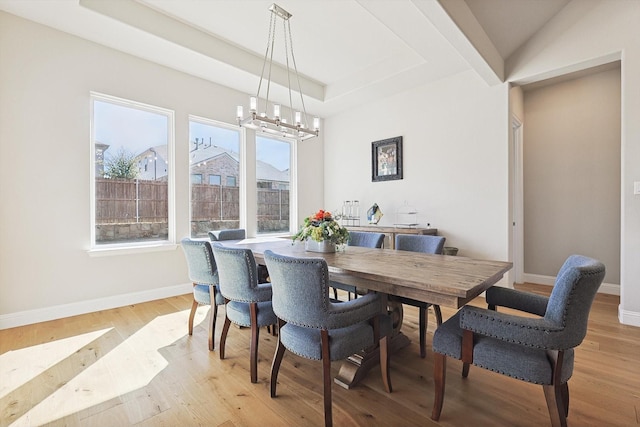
[{"xmin": 224, "ymin": 237, "xmax": 513, "ymax": 388}]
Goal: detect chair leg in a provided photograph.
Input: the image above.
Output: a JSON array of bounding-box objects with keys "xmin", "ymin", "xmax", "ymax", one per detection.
[
  {"xmin": 220, "ymin": 316, "xmax": 232, "ymax": 359},
  {"xmin": 188, "ymin": 298, "xmax": 198, "ymax": 336},
  {"xmin": 208, "ymin": 285, "xmax": 218, "ymax": 351},
  {"xmin": 543, "ymin": 383, "xmax": 568, "ymax": 427},
  {"xmin": 209, "ymin": 304, "xmax": 219, "ymax": 351},
  {"xmin": 250, "ymin": 303, "xmax": 259, "ymax": 383},
  {"xmin": 270, "ymin": 319, "xmax": 287, "ymax": 398},
  {"xmin": 433, "ymin": 304, "xmax": 443, "ymax": 325},
  {"xmin": 379, "ymin": 335, "xmax": 392, "ymax": 393},
  {"xmin": 321, "ymin": 330, "xmax": 333, "ymax": 427},
  {"xmin": 419, "ymin": 307, "xmax": 427, "ymax": 358},
  {"xmin": 561, "ymin": 382, "xmax": 569, "ymax": 416},
  {"xmin": 431, "ymin": 353, "xmax": 446, "ymax": 421}
]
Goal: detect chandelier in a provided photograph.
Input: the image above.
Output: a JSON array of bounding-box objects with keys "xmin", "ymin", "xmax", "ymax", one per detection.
[{"xmin": 236, "ymin": 3, "xmax": 319, "ymax": 141}]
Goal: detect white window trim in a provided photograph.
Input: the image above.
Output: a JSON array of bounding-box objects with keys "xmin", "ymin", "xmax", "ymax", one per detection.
[{"xmin": 89, "ymin": 92, "xmax": 175, "ymax": 253}]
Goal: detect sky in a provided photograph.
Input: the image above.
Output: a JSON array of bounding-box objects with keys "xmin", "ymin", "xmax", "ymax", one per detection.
[{"xmin": 94, "ymin": 100, "xmax": 291, "ymax": 171}]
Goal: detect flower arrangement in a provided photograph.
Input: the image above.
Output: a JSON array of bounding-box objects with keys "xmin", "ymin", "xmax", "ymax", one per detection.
[{"xmin": 292, "ymin": 209, "xmax": 350, "ymax": 245}]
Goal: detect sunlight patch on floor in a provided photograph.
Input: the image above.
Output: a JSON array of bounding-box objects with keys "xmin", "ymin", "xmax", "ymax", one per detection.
[
  {"xmin": 0, "ymin": 328, "xmax": 112, "ymax": 400},
  {"xmin": 9, "ymin": 307, "xmax": 207, "ymax": 426}
]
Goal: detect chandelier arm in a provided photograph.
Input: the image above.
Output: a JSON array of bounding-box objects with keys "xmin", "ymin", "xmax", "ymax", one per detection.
[
  {"xmin": 286, "ymin": 19, "xmax": 310, "ymax": 128},
  {"xmin": 283, "ymin": 19, "xmax": 294, "ymax": 125},
  {"xmin": 265, "ymin": 12, "xmax": 277, "ymax": 113},
  {"xmin": 257, "ymin": 11, "xmax": 276, "ymax": 114}
]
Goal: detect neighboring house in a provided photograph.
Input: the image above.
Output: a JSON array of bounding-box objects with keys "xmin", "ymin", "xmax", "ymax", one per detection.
[
  {"xmin": 125, "ymin": 142, "xmax": 289, "ymax": 189},
  {"xmin": 137, "ymin": 146, "xmax": 169, "ymax": 181},
  {"xmin": 94, "ymin": 142, "xmax": 109, "ymax": 177}
]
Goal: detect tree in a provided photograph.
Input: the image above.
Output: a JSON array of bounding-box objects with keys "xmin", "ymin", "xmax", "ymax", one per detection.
[{"xmin": 104, "ymin": 147, "xmax": 139, "ymax": 179}]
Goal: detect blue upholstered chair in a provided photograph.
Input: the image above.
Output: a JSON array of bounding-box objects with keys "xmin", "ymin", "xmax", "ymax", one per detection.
[
  {"xmin": 180, "ymin": 238, "xmax": 225, "ymax": 351},
  {"xmin": 431, "ymin": 255, "xmax": 605, "ymax": 426},
  {"xmin": 395, "ymin": 234, "xmax": 446, "ymax": 358},
  {"xmin": 211, "ymin": 244, "xmax": 277, "ymax": 383},
  {"xmin": 332, "ymin": 231, "xmax": 386, "ymax": 300},
  {"xmin": 208, "ymin": 228, "xmax": 246, "ymax": 241},
  {"xmin": 264, "ymin": 250, "xmax": 392, "ymax": 427}
]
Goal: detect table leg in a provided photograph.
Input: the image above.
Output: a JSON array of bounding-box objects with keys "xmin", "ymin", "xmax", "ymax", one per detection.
[{"xmin": 334, "ymin": 299, "xmax": 409, "ymax": 389}]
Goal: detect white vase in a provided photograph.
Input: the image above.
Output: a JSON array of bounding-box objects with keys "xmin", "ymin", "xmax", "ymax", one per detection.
[{"xmin": 304, "ymin": 239, "xmax": 336, "ymax": 253}]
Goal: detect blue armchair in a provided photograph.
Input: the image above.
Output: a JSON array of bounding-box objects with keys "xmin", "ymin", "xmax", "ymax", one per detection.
[
  {"xmin": 208, "ymin": 228, "xmax": 246, "ymax": 241},
  {"xmin": 180, "ymin": 238, "xmax": 225, "ymax": 351},
  {"xmin": 211, "ymin": 244, "xmax": 277, "ymax": 383},
  {"xmin": 431, "ymin": 255, "xmax": 605, "ymax": 426},
  {"xmin": 395, "ymin": 234, "xmax": 446, "ymax": 358},
  {"xmin": 264, "ymin": 250, "xmax": 392, "ymax": 427},
  {"xmin": 331, "ymin": 231, "xmax": 385, "ymax": 301}
]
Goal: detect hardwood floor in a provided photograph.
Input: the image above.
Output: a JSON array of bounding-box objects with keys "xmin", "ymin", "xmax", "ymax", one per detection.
[{"xmin": 1, "ymin": 284, "xmax": 638, "ymax": 426}]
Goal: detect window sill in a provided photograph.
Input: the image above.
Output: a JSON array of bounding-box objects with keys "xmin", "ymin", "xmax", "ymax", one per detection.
[{"xmin": 87, "ymin": 242, "xmax": 178, "ymax": 257}]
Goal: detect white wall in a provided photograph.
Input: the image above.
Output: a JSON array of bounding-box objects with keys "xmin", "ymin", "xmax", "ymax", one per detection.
[
  {"xmin": 0, "ymin": 12, "xmax": 323, "ymax": 327},
  {"xmin": 324, "ymin": 70, "xmax": 511, "ymax": 263},
  {"xmin": 507, "ymin": 0, "xmax": 640, "ymax": 325},
  {"xmin": 523, "ymin": 67, "xmax": 621, "ymax": 285}
]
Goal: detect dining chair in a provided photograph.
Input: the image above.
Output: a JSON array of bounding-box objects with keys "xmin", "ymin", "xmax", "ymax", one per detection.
[
  {"xmin": 208, "ymin": 228, "xmax": 246, "ymax": 241},
  {"xmin": 211, "ymin": 243, "xmax": 277, "ymax": 383},
  {"xmin": 431, "ymin": 255, "xmax": 605, "ymax": 426},
  {"xmin": 264, "ymin": 250, "xmax": 393, "ymax": 427},
  {"xmin": 331, "ymin": 231, "xmax": 385, "ymax": 300},
  {"xmin": 180, "ymin": 237, "xmax": 225, "ymax": 351},
  {"xmin": 394, "ymin": 233, "xmax": 446, "ymax": 358}
]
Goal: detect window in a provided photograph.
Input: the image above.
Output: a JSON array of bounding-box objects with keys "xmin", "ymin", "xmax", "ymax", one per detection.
[
  {"xmin": 256, "ymin": 136, "xmax": 291, "ymax": 234},
  {"xmin": 191, "ymin": 174, "xmax": 203, "ymax": 184},
  {"xmin": 189, "ymin": 117, "xmax": 241, "ymax": 238},
  {"xmin": 91, "ymin": 93, "xmax": 173, "ymax": 247}
]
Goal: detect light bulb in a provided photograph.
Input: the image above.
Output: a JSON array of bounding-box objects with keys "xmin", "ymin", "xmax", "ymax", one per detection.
[{"xmin": 236, "ymin": 106, "xmax": 243, "ymax": 119}]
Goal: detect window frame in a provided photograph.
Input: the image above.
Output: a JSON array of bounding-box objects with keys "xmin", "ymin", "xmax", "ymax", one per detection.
[
  {"xmin": 89, "ymin": 92, "xmax": 175, "ymax": 253},
  {"xmin": 188, "ymin": 115, "xmax": 245, "ymax": 236}
]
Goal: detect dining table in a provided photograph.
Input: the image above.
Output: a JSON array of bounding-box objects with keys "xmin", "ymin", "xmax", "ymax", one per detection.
[{"xmin": 223, "ymin": 237, "xmax": 513, "ymax": 388}]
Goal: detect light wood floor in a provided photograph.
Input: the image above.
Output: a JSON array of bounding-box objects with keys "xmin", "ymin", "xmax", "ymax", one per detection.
[{"xmin": 1, "ymin": 283, "xmax": 638, "ymax": 426}]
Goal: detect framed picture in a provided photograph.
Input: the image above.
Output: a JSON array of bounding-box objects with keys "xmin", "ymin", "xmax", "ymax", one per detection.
[{"xmin": 372, "ymin": 136, "xmax": 403, "ymax": 182}]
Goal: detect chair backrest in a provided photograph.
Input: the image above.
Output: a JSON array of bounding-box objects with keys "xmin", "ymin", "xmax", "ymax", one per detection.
[
  {"xmin": 208, "ymin": 228, "xmax": 246, "ymax": 241},
  {"xmin": 544, "ymin": 254, "xmax": 605, "ymax": 348},
  {"xmin": 348, "ymin": 231, "xmax": 385, "ymax": 248},
  {"xmin": 211, "ymin": 244, "xmax": 260, "ymax": 301},
  {"xmin": 264, "ymin": 250, "xmax": 332, "ymax": 329},
  {"xmin": 180, "ymin": 238, "xmax": 218, "ymax": 285},
  {"xmin": 395, "ymin": 234, "xmax": 445, "ymax": 254}
]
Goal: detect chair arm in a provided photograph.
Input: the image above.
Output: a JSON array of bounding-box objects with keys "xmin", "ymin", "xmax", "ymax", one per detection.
[
  {"xmin": 485, "ymin": 286, "xmax": 548, "ymax": 316},
  {"xmin": 325, "ymin": 292, "xmax": 385, "ymax": 330},
  {"xmin": 459, "ymin": 306, "xmax": 568, "ymax": 350}
]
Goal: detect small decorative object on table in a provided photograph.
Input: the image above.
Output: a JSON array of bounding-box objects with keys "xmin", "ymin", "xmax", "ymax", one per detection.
[
  {"xmin": 293, "ymin": 209, "xmax": 349, "ymax": 253},
  {"xmin": 367, "ymin": 203, "xmax": 384, "ymax": 224}
]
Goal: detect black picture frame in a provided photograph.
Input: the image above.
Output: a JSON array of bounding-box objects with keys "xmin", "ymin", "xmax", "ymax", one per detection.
[{"xmin": 372, "ymin": 136, "xmax": 403, "ymax": 182}]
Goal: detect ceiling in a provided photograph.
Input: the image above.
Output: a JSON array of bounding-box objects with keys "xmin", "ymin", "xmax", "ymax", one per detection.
[{"xmin": 0, "ymin": 0, "xmax": 570, "ymax": 117}]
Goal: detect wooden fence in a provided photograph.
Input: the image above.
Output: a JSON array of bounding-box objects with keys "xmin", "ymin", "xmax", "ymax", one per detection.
[{"xmin": 95, "ymin": 178, "xmax": 289, "ymax": 225}]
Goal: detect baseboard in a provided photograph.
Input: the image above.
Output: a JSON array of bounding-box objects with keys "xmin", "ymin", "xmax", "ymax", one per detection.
[
  {"xmin": 0, "ymin": 283, "xmax": 193, "ymax": 330},
  {"xmin": 619, "ymin": 306, "xmax": 640, "ymax": 327},
  {"xmin": 522, "ymin": 273, "xmax": 620, "ymax": 295}
]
